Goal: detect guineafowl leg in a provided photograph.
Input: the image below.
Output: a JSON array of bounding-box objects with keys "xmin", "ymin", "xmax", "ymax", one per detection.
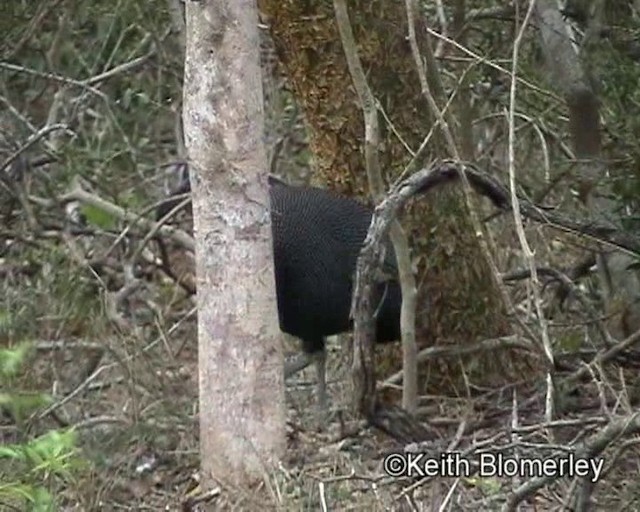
[
  {"xmin": 284, "ymin": 352, "xmax": 313, "ymax": 378},
  {"xmin": 284, "ymin": 349, "xmax": 330, "ymax": 423},
  {"xmin": 283, "ymin": 350, "xmax": 328, "ymax": 407},
  {"xmin": 312, "ymin": 349, "xmax": 328, "ymax": 416}
]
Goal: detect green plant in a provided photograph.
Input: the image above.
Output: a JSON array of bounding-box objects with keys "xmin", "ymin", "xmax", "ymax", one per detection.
[{"xmin": 0, "ymin": 342, "xmax": 85, "ymax": 511}]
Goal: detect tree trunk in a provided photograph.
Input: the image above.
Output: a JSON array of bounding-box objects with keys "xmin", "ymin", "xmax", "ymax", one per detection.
[
  {"xmin": 184, "ymin": 0, "xmax": 285, "ymax": 487},
  {"xmin": 258, "ymin": 0, "xmax": 519, "ymax": 398}
]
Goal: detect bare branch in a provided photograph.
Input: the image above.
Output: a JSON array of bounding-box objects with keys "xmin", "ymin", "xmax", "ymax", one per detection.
[
  {"xmin": 507, "ymin": 0, "xmax": 555, "ymax": 424},
  {"xmin": 334, "ymin": 0, "xmax": 419, "ymax": 415},
  {"xmin": 502, "ymin": 412, "xmax": 640, "ymax": 511}
]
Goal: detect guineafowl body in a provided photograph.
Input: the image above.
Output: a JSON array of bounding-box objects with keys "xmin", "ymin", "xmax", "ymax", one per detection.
[
  {"xmin": 269, "ymin": 177, "xmax": 402, "ymax": 413},
  {"xmin": 269, "ymin": 177, "xmax": 401, "ymax": 351},
  {"xmin": 157, "ymin": 174, "xmax": 403, "ymax": 412}
]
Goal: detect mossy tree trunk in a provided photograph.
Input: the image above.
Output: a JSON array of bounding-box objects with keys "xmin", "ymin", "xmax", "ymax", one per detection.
[{"xmin": 259, "ymin": 0, "xmax": 524, "ymax": 395}]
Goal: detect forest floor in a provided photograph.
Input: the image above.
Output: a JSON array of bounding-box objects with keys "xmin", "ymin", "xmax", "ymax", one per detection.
[{"xmin": 8, "ymin": 312, "xmax": 637, "ymax": 512}]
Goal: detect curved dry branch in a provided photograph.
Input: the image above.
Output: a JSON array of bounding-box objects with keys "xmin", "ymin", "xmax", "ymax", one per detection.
[{"xmin": 351, "ymin": 160, "xmax": 640, "ymax": 442}]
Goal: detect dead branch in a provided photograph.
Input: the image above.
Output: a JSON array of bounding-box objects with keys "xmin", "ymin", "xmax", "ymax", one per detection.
[
  {"xmin": 501, "ymin": 412, "xmax": 640, "ymax": 511},
  {"xmin": 351, "ymin": 160, "xmax": 640, "ymax": 443},
  {"xmin": 334, "ymin": 0, "xmax": 418, "ymax": 415}
]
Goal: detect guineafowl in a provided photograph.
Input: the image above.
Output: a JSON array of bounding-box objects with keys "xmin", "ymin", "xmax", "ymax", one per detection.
[
  {"xmin": 268, "ymin": 176, "xmax": 401, "ymax": 413},
  {"xmin": 156, "ymin": 173, "xmax": 403, "ymax": 414}
]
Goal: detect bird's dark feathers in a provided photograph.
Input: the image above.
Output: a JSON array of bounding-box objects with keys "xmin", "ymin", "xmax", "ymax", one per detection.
[
  {"xmin": 268, "ymin": 180, "xmax": 402, "ymax": 355},
  {"xmin": 156, "ymin": 174, "xmax": 403, "ymax": 357}
]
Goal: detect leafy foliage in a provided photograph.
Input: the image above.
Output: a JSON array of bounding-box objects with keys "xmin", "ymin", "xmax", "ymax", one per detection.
[{"xmin": 0, "ymin": 341, "xmax": 85, "ymax": 511}]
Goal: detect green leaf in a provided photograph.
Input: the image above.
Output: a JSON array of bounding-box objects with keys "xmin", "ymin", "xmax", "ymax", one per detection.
[
  {"xmin": 0, "ymin": 343, "xmax": 32, "ymax": 377},
  {"xmin": 2, "ymin": 392, "xmax": 52, "ymax": 421},
  {"xmin": 81, "ymin": 204, "xmax": 116, "ymax": 229},
  {"xmin": 0, "ymin": 444, "xmax": 24, "ymax": 460},
  {"xmin": 32, "ymin": 487, "xmax": 55, "ymax": 512}
]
